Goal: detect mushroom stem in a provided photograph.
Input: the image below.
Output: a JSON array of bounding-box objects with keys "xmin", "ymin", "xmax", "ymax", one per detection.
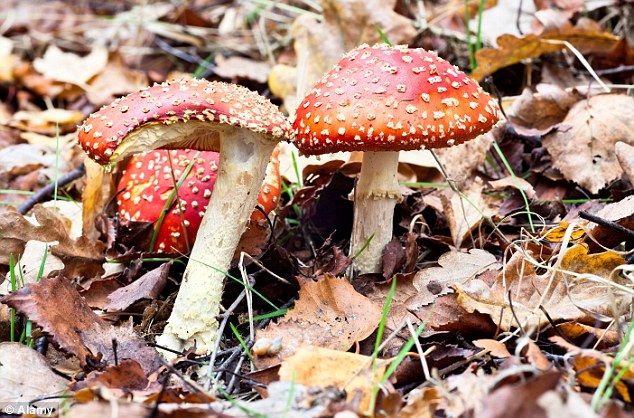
[
  {"xmin": 156, "ymin": 129, "xmax": 275, "ymax": 355},
  {"xmin": 350, "ymin": 151, "xmax": 402, "ymax": 275}
]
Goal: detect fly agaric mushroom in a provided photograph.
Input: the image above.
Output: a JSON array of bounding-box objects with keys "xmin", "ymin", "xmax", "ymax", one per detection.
[
  {"xmin": 293, "ymin": 44, "xmax": 499, "ymax": 274},
  {"xmin": 78, "ymin": 79, "xmax": 293, "ymax": 354},
  {"xmin": 117, "ymin": 147, "xmax": 281, "ymax": 254}
]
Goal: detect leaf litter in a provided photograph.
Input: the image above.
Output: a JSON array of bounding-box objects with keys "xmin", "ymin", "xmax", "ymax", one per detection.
[{"xmin": 0, "ymin": 0, "xmax": 633, "ymax": 417}]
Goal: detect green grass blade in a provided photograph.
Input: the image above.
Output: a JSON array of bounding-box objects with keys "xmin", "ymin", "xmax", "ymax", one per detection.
[{"xmin": 229, "ymin": 322, "xmax": 256, "ymax": 369}]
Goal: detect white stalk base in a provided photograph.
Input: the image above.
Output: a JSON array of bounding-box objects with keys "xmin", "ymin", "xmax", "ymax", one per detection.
[
  {"xmin": 349, "ymin": 151, "xmax": 402, "ymax": 275},
  {"xmin": 156, "ymin": 130, "xmax": 276, "ymax": 356}
]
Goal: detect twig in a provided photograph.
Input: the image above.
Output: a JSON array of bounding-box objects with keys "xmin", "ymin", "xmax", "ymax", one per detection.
[
  {"xmin": 579, "ymin": 210, "xmax": 634, "ymax": 241},
  {"xmin": 17, "ymin": 162, "xmax": 85, "ymax": 215},
  {"xmin": 205, "ymin": 288, "xmax": 249, "ymax": 391}
]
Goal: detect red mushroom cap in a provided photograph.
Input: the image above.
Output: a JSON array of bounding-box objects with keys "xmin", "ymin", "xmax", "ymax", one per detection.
[
  {"xmin": 78, "ymin": 79, "xmax": 293, "ymax": 163},
  {"xmin": 117, "ymin": 147, "xmax": 281, "ymax": 253},
  {"xmin": 293, "ymin": 44, "xmax": 500, "ymax": 155}
]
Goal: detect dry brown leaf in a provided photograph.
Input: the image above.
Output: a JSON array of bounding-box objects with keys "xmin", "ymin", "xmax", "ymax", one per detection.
[
  {"xmin": 542, "ymin": 221, "xmax": 586, "ymax": 243},
  {"xmin": 0, "ymin": 143, "xmax": 71, "ymax": 183},
  {"xmin": 573, "ymin": 353, "xmax": 634, "ymax": 402},
  {"xmin": 268, "ymin": 0, "xmax": 415, "ymax": 114},
  {"xmin": 13, "ymin": 241, "xmax": 64, "ymax": 289},
  {"xmin": 488, "ymin": 177, "xmax": 536, "ymax": 200},
  {"xmin": 587, "ymin": 195, "xmax": 634, "ymax": 249},
  {"xmin": 435, "ymin": 133, "xmax": 497, "ymax": 182},
  {"xmin": 0, "ymin": 342, "xmax": 68, "ymax": 405},
  {"xmin": 0, "ymin": 36, "xmax": 16, "ymax": 82},
  {"xmin": 472, "ymin": 19, "xmax": 621, "ymax": 81},
  {"xmin": 278, "ymin": 345, "xmax": 387, "ymax": 414},
  {"xmin": 506, "ymin": 84, "xmax": 579, "ymax": 133},
  {"xmin": 475, "ymin": 371, "xmax": 561, "ymax": 418},
  {"xmin": 435, "ymin": 367, "xmax": 496, "ymax": 417},
  {"xmin": 399, "ymin": 387, "xmax": 441, "ymax": 418},
  {"xmin": 365, "ymin": 273, "xmax": 421, "ymax": 349},
  {"xmin": 104, "ymin": 263, "xmax": 170, "ymax": 311},
  {"xmin": 616, "ymin": 141, "xmax": 634, "ymax": 184},
  {"xmin": 542, "ymin": 94, "xmax": 634, "ymax": 193},
  {"xmin": 554, "ymin": 322, "xmax": 620, "ymax": 350},
  {"xmin": 411, "ymin": 293, "xmax": 497, "ymax": 335},
  {"xmin": 0, "ymin": 275, "xmax": 159, "ymax": 374},
  {"xmin": 85, "ymin": 53, "xmax": 148, "ymax": 106},
  {"xmin": 455, "ymin": 247, "xmax": 627, "ymax": 331},
  {"xmin": 441, "ymin": 177, "xmax": 499, "ymax": 247},
  {"xmin": 213, "ymin": 55, "xmax": 271, "ymax": 84},
  {"xmin": 0, "ymin": 206, "xmax": 105, "ymax": 278},
  {"xmin": 33, "ymin": 45, "xmax": 108, "ymax": 87},
  {"xmin": 70, "ymin": 359, "xmax": 158, "ymax": 397},
  {"xmin": 10, "ymin": 108, "xmax": 83, "ymax": 134},
  {"xmin": 254, "ymin": 274, "xmax": 381, "ymax": 369},
  {"xmin": 412, "ymin": 249, "xmax": 501, "ymax": 305},
  {"xmin": 473, "ymin": 339, "xmax": 511, "ymax": 358},
  {"xmin": 524, "ymin": 339, "xmax": 551, "ymax": 371}
]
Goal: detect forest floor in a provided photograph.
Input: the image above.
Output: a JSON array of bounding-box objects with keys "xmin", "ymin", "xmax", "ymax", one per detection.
[{"xmin": 1, "ymin": 0, "xmax": 634, "ymax": 417}]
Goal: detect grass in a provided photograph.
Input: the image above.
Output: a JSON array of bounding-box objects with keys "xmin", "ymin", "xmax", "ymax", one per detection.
[
  {"xmin": 148, "ymin": 152, "xmax": 199, "ymax": 253},
  {"xmin": 591, "ymin": 318, "xmax": 634, "ymax": 411},
  {"xmin": 368, "ymin": 277, "xmax": 396, "ymax": 414},
  {"xmin": 229, "ymin": 322, "xmax": 257, "ymax": 368}
]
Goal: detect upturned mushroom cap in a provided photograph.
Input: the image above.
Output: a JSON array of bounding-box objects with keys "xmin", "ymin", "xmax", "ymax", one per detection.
[
  {"xmin": 117, "ymin": 147, "xmax": 281, "ymax": 254},
  {"xmin": 293, "ymin": 43, "xmax": 500, "ymax": 155},
  {"xmin": 78, "ymin": 79, "xmax": 293, "ymax": 163}
]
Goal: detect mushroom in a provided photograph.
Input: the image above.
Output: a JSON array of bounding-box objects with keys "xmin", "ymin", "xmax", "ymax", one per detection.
[
  {"xmin": 78, "ymin": 79, "xmax": 293, "ymax": 354},
  {"xmin": 117, "ymin": 147, "xmax": 281, "ymax": 254},
  {"xmin": 293, "ymin": 44, "xmax": 500, "ymax": 275}
]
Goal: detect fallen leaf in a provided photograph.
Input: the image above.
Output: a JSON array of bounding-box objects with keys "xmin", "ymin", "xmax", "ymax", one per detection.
[
  {"xmin": 587, "ymin": 195, "xmax": 634, "ymax": 249},
  {"xmin": 553, "ymin": 321, "xmax": 620, "ymax": 351},
  {"xmin": 0, "ymin": 342, "xmax": 68, "ymax": 406},
  {"xmin": 542, "ymin": 221, "xmax": 586, "ymax": 243},
  {"xmin": 0, "ymin": 36, "xmax": 16, "ymax": 82},
  {"xmin": 412, "ymin": 249, "xmax": 501, "ymax": 305},
  {"xmin": 279, "ymin": 345, "xmax": 387, "ymax": 414},
  {"xmin": 0, "ymin": 206, "xmax": 105, "ymax": 278},
  {"xmin": 10, "ymin": 108, "xmax": 83, "ymax": 134},
  {"xmin": 441, "ymin": 177, "xmax": 499, "ymax": 247},
  {"xmin": 213, "ymin": 55, "xmax": 271, "ymax": 84},
  {"xmin": 33, "ymin": 45, "xmax": 108, "ymax": 87},
  {"xmin": 455, "ymin": 247, "xmax": 628, "ymax": 331},
  {"xmin": 0, "ymin": 143, "xmax": 71, "ymax": 183},
  {"xmin": 524, "ymin": 339, "xmax": 551, "ymax": 370},
  {"xmin": 542, "ymin": 94, "xmax": 634, "ymax": 193},
  {"xmin": 85, "ymin": 53, "xmax": 148, "ymax": 106},
  {"xmin": 473, "ymin": 339, "xmax": 511, "ymax": 358},
  {"xmin": 536, "ymin": 387, "xmax": 601, "ymax": 418},
  {"xmin": 399, "ymin": 386, "xmax": 440, "ymax": 418},
  {"xmin": 435, "ymin": 133, "xmax": 497, "ymax": 182},
  {"xmin": 0, "ymin": 275, "xmax": 159, "ymax": 374},
  {"xmin": 488, "ymin": 176, "xmax": 536, "ymax": 200},
  {"xmin": 573, "ymin": 353, "xmax": 634, "ymax": 402},
  {"xmin": 472, "ymin": 19, "xmax": 621, "ymax": 81},
  {"xmin": 616, "ymin": 141, "xmax": 634, "ymax": 184},
  {"xmin": 14, "ymin": 241, "xmax": 64, "ymax": 288},
  {"xmin": 505, "ymin": 84, "xmax": 579, "ymax": 133},
  {"xmin": 410, "ymin": 293, "xmax": 498, "ymax": 335},
  {"xmin": 104, "ymin": 263, "xmax": 170, "ymax": 311},
  {"xmin": 254, "ymin": 274, "xmax": 382, "ymax": 368},
  {"xmin": 475, "ymin": 371, "xmax": 561, "ymax": 418},
  {"xmin": 71, "ymin": 359, "xmax": 155, "ymax": 395}
]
